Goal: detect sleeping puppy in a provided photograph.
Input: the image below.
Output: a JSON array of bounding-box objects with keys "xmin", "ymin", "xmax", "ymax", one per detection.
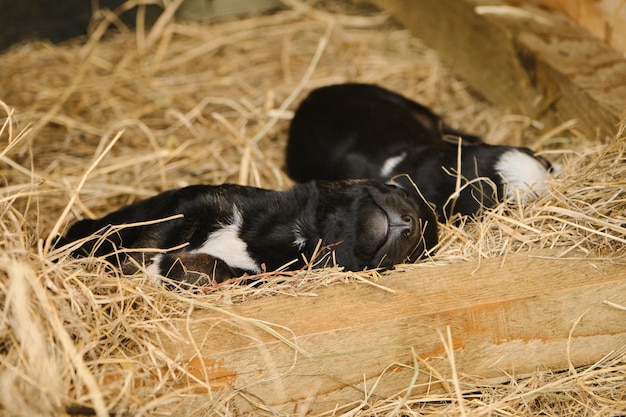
[
  {"xmin": 286, "ymin": 83, "xmax": 557, "ymax": 220},
  {"xmin": 57, "ymin": 180, "xmax": 438, "ymax": 286}
]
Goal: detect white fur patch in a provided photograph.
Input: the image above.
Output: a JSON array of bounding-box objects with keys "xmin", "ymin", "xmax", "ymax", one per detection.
[
  {"xmin": 380, "ymin": 153, "xmax": 407, "ymax": 177},
  {"xmin": 146, "ymin": 254, "xmax": 164, "ymax": 285},
  {"xmin": 292, "ymin": 223, "xmax": 307, "ymax": 250},
  {"xmin": 190, "ymin": 206, "xmax": 260, "ymax": 273},
  {"xmin": 495, "ymin": 149, "xmax": 551, "ymax": 200},
  {"xmin": 146, "ymin": 254, "xmax": 163, "ymax": 275}
]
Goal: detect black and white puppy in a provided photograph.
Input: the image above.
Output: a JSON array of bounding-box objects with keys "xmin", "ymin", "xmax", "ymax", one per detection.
[
  {"xmin": 58, "ymin": 180, "xmax": 438, "ymax": 285},
  {"xmin": 286, "ymin": 83, "xmax": 557, "ymax": 220}
]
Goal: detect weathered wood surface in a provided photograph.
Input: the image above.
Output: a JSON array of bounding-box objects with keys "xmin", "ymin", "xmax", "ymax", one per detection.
[
  {"xmin": 177, "ymin": 0, "xmax": 283, "ymax": 22},
  {"xmin": 538, "ymin": 0, "xmax": 626, "ymax": 53},
  {"xmin": 372, "ymin": 0, "xmax": 626, "ymax": 140},
  {"xmin": 157, "ymin": 252, "xmax": 626, "ymax": 414}
]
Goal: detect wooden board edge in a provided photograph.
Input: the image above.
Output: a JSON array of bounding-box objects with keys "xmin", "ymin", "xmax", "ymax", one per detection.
[{"xmin": 371, "ymin": 0, "xmax": 626, "ymax": 139}]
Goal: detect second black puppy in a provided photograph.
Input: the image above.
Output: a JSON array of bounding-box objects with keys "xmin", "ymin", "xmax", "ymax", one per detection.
[
  {"xmin": 286, "ymin": 83, "xmax": 556, "ymax": 220},
  {"xmin": 58, "ymin": 180, "xmax": 438, "ymax": 285}
]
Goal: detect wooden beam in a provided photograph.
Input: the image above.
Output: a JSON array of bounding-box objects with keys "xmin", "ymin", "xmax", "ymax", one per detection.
[
  {"xmin": 177, "ymin": 0, "xmax": 283, "ymax": 22},
  {"xmin": 372, "ymin": 0, "xmax": 626, "ymax": 139},
  {"xmin": 537, "ymin": 0, "xmax": 626, "ymax": 54},
  {"xmin": 155, "ymin": 252, "xmax": 626, "ymax": 415}
]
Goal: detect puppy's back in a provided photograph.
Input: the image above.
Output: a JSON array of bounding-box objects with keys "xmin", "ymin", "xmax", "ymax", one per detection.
[{"xmin": 286, "ymin": 83, "xmax": 444, "ymax": 182}]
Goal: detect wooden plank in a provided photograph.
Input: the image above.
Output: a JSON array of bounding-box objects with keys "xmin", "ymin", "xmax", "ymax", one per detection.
[
  {"xmin": 538, "ymin": 0, "xmax": 626, "ymax": 53},
  {"xmin": 372, "ymin": 0, "xmax": 626, "ymax": 139},
  {"xmin": 155, "ymin": 252, "xmax": 626, "ymax": 414},
  {"xmin": 177, "ymin": 0, "xmax": 283, "ymax": 21}
]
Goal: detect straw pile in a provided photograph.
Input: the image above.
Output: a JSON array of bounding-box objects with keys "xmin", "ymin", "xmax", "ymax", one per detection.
[{"xmin": 1, "ymin": 1, "xmax": 624, "ymax": 416}]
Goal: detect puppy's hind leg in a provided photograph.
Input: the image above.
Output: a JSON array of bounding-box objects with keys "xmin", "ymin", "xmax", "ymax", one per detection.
[{"xmin": 150, "ymin": 252, "xmax": 238, "ymax": 288}]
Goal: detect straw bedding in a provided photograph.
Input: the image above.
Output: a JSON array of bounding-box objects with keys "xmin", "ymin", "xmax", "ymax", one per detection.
[{"xmin": 0, "ymin": 1, "xmax": 625, "ymax": 416}]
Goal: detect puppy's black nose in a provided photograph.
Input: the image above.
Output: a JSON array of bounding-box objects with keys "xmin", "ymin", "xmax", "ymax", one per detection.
[
  {"xmin": 401, "ymin": 214, "xmax": 414, "ymax": 236},
  {"xmin": 390, "ymin": 213, "xmax": 416, "ymax": 239}
]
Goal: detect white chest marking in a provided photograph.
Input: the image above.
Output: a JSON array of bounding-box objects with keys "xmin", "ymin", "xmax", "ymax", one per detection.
[
  {"xmin": 495, "ymin": 149, "xmax": 551, "ymax": 200},
  {"xmin": 190, "ymin": 206, "xmax": 260, "ymax": 273},
  {"xmin": 380, "ymin": 153, "xmax": 407, "ymax": 177}
]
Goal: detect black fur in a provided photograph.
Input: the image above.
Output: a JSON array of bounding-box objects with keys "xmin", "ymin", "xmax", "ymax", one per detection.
[
  {"xmin": 286, "ymin": 83, "xmax": 554, "ymax": 220},
  {"xmin": 58, "ymin": 180, "xmax": 438, "ymax": 285}
]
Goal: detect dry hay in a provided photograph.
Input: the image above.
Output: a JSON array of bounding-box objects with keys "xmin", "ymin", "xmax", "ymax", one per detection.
[{"xmin": 0, "ymin": 1, "xmax": 625, "ymax": 416}]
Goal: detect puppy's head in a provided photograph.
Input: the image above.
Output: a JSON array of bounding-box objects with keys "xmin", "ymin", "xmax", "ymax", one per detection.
[{"xmin": 315, "ymin": 180, "xmax": 438, "ymax": 271}]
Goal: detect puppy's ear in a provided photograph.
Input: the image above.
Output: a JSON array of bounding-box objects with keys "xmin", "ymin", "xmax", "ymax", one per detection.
[
  {"xmin": 386, "ymin": 175, "xmax": 416, "ymax": 193},
  {"xmin": 387, "ymin": 174, "xmax": 439, "ymax": 220}
]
